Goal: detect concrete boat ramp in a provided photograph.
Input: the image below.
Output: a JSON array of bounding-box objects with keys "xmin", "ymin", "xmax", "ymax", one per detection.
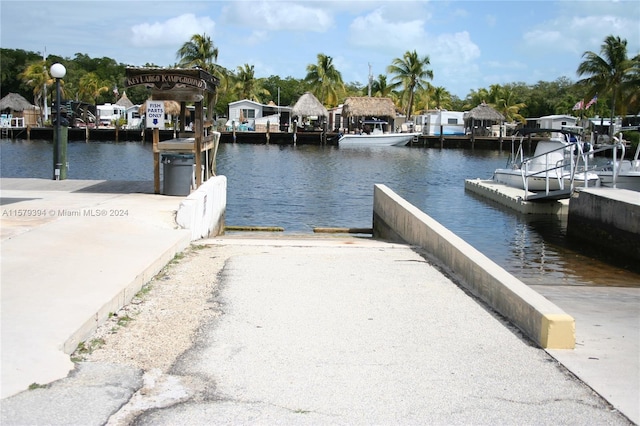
[{"xmin": 1, "ymin": 178, "xmax": 638, "ymax": 424}]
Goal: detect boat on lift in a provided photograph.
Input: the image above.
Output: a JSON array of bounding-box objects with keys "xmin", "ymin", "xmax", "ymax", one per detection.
[{"xmin": 492, "ymin": 128, "xmax": 600, "ymax": 200}]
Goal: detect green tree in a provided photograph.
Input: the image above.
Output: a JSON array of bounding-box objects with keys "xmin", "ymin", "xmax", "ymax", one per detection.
[
  {"xmin": 176, "ymin": 33, "xmax": 221, "ymax": 118},
  {"xmin": 232, "ymin": 64, "xmax": 270, "ymax": 103},
  {"xmin": 387, "ymin": 50, "xmax": 433, "ymax": 119},
  {"xmin": 304, "ymin": 53, "xmax": 345, "ymax": 107},
  {"xmin": 577, "ymin": 35, "xmax": 637, "ymax": 133},
  {"xmin": 19, "ymin": 60, "xmax": 53, "ymax": 121},
  {"xmin": 176, "ymin": 33, "xmax": 219, "ymax": 73},
  {"xmin": 78, "ymin": 72, "xmax": 109, "ymax": 106},
  {"xmin": 369, "ymin": 74, "xmax": 395, "ymax": 98}
]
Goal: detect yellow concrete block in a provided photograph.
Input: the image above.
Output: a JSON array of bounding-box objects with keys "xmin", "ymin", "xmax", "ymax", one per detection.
[{"xmin": 540, "ymin": 314, "xmax": 575, "ymax": 349}]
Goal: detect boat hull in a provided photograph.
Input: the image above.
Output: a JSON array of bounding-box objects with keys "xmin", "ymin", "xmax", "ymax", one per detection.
[
  {"xmin": 597, "ymin": 172, "xmax": 640, "ymax": 191},
  {"xmin": 338, "ymin": 132, "xmax": 420, "ymax": 147},
  {"xmin": 493, "ymin": 169, "xmax": 600, "ymax": 191}
]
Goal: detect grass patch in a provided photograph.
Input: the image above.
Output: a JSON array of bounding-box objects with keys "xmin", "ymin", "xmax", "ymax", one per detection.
[
  {"xmin": 117, "ymin": 315, "xmax": 133, "ymax": 327},
  {"xmin": 28, "ymin": 383, "xmax": 48, "ymax": 390}
]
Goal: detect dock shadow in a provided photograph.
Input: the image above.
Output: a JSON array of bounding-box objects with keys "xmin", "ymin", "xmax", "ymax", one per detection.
[{"xmin": 72, "ymin": 181, "xmax": 155, "ymax": 194}]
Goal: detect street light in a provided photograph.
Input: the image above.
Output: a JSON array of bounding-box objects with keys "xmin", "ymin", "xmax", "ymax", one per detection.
[{"xmin": 50, "ymin": 63, "xmax": 66, "ymax": 180}]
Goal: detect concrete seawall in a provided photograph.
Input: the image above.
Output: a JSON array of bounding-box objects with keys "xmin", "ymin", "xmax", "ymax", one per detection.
[
  {"xmin": 567, "ymin": 188, "xmax": 640, "ymax": 261},
  {"xmin": 372, "ymin": 184, "xmax": 575, "ymax": 349}
]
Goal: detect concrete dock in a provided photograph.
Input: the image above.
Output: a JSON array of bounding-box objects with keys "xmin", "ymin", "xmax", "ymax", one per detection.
[{"xmin": 1, "ymin": 178, "xmax": 638, "ymax": 424}]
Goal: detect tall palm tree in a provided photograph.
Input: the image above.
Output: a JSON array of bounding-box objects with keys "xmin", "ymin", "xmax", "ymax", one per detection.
[
  {"xmin": 387, "ymin": 50, "xmax": 433, "ymax": 119},
  {"xmin": 19, "ymin": 60, "xmax": 52, "ymax": 121},
  {"xmin": 233, "ymin": 64, "xmax": 270, "ymax": 102},
  {"xmin": 176, "ymin": 33, "xmax": 221, "ymax": 119},
  {"xmin": 304, "ymin": 53, "xmax": 344, "ymax": 107},
  {"xmin": 176, "ymin": 33, "xmax": 219, "ymax": 73},
  {"xmin": 621, "ymin": 53, "xmax": 640, "ymax": 115},
  {"xmin": 576, "ymin": 35, "xmax": 636, "ymax": 134},
  {"xmin": 78, "ymin": 72, "xmax": 109, "ymax": 105}
]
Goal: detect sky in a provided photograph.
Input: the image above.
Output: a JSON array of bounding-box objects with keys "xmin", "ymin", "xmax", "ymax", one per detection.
[{"xmin": 1, "ymin": 0, "xmax": 639, "ymax": 99}]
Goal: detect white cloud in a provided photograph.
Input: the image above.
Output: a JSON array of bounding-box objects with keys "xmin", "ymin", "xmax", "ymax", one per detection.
[
  {"xmin": 222, "ymin": 1, "xmax": 333, "ymax": 32},
  {"xmin": 429, "ymin": 31, "xmax": 480, "ymax": 65},
  {"xmin": 130, "ymin": 14, "xmax": 216, "ymax": 48},
  {"xmin": 349, "ymin": 8, "xmax": 426, "ymax": 51}
]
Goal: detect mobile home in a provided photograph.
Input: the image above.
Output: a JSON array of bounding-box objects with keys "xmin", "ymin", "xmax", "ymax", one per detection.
[{"xmin": 414, "ymin": 110, "xmax": 465, "ymax": 136}]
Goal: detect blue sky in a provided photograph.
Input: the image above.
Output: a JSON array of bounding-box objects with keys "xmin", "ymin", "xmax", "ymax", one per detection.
[{"xmin": 1, "ymin": 0, "xmax": 639, "ymax": 99}]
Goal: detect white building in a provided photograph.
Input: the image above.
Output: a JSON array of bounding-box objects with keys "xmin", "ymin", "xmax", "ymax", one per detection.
[
  {"xmin": 227, "ymin": 99, "xmax": 292, "ymax": 132},
  {"xmin": 414, "ymin": 110, "xmax": 465, "ymax": 135},
  {"xmin": 96, "ymin": 103, "xmax": 126, "ymax": 127}
]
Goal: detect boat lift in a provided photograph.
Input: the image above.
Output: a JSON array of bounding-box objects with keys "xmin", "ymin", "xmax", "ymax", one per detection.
[{"xmin": 505, "ymin": 128, "xmax": 597, "ymax": 201}]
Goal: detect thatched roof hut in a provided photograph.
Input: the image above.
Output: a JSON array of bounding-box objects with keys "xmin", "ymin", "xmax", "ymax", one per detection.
[
  {"xmin": 137, "ymin": 100, "xmax": 181, "ymax": 115},
  {"xmin": 115, "ymin": 91, "xmax": 134, "ymax": 109},
  {"xmin": 342, "ymin": 97, "xmax": 396, "ymax": 118},
  {"xmin": 0, "ymin": 93, "xmax": 35, "ymax": 112},
  {"xmin": 465, "ymin": 102, "xmax": 505, "ymax": 122},
  {"xmin": 292, "ymin": 92, "xmax": 328, "ymax": 118}
]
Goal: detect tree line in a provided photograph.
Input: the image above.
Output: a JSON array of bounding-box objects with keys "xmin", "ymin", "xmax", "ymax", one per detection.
[{"xmin": 1, "ymin": 34, "xmax": 638, "ymax": 126}]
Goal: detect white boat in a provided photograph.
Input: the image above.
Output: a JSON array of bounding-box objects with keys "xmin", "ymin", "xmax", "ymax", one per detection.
[
  {"xmin": 339, "ymin": 120, "xmax": 420, "ymax": 147},
  {"xmin": 493, "ymin": 129, "xmax": 600, "ymax": 197},
  {"xmin": 593, "ymin": 138, "xmax": 640, "ymax": 191}
]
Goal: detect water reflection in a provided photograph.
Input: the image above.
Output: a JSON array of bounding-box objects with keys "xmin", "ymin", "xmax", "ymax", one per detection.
[{"xmin": 2, "ymin": 139, "xmax": 639, "ymax": 287}]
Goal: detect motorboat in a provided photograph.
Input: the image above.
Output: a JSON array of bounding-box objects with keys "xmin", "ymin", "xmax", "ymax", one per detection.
[
  {"xmin": 592, "ymin": 136, "xmax": 640, "ymax": 191},
  {"xmin": 492, "ymin": 128, "xmax": 600, "ymax": 198},
  {"xmin": 338, "ymin": 119, "xmax": 420, "ymax": 147}
]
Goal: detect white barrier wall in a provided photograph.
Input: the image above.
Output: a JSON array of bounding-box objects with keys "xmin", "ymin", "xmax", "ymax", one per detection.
[
  {"xmin": 372, "ymin": 184, "xmax": 575, "ymax": 349},
  {"xmin": 176, "ymin": 176, "xmax": 227, "ymax": 240}
]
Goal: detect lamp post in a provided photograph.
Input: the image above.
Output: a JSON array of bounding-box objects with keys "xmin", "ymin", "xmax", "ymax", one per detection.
[{"xmin": 50, "ymin": 63, "xmax": 66, "ymax": 180}]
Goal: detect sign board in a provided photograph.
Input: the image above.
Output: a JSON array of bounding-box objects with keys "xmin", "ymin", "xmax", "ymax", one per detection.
[{"xmin": 145, "ymin": 101, "xmax": 165, "ymax": 129}]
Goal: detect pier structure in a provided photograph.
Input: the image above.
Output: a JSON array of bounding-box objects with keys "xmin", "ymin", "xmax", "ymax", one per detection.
[{"xmin": 124, "ymin": 67, "xmax": 220, "ymax": 193}]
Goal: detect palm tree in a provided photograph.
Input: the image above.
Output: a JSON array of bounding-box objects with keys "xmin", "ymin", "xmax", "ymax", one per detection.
[
  {"xmin": 19, "ymin": 60, "xmax": 52, "ymax": 122},
  {"xmin": 233, "ymin": 64, "xmax": 270, "ymax": 103},
  {"xmin": 369, "ymin": 74, "xmax": 395, "ymax": 98},
  {"xmin": 304, "ymin": 53, "xmax": 344, "ymax": 107},
  {"xmin": 577, "ymin": 35, "xmax": 636, "ymax": 134},
  {"xmin": 387, "ymin": 50, "xmax": 433, "ymax": 119},
  {"xmin": 432, "ymin": 86, "xmax": 452, "ymax": 110},
  {"xmin": 176, "ymin": 33, "xmax": 219, "ymax": 73},
  {"xmin": 176, "ymin": 33, "xmax": 222, "ymax": 119},
  {"xmin": 78, "ymin": 72, "xmax": 108, "ymax": 126},
  {"xmin": 621, "ymin": 53, "xmax": 640, "ymax": 115}
]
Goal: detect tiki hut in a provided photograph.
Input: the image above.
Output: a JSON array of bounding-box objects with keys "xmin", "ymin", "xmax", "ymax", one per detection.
[
  {"xmin": 341, "ymin": 97, "xmax": 397, "ymax": 133},
  {"xmin": 292, "ymin": 92, "xmax": 328, "ymax": 118},
  {"xmin": 464, "ymin": 102, "xmax": 505, "ymax": 137},
  {"xmin": 342, "ymin": 97, "xmax": 396, "ymax": 118},
  {"xmin": 292, "ymin": 92, "xmax": 328, "ymax": 131},
  {"xmin": 0, "ymin": 93, "xmax": 39, "ymax": 126},
  {"xmin": 115, "ymin": 91, "xmax": 134, "ymax": 109}
]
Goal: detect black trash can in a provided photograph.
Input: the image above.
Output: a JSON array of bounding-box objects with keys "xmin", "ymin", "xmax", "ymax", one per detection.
[{"xmin": 161, "ymin": 153, "xmax": 194, "ymax": 196}]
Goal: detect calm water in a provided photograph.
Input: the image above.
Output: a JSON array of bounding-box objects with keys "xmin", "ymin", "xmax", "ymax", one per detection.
[{"xmin": 2, "ymin": 138, "xmax": 639, "ymax": 287}]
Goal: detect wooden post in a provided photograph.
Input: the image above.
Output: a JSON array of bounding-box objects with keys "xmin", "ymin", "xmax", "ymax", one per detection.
[
  {"xmin": 439, "ymin": 124, "xmax": 444, "ymax": 148},
  {"xmin": 232, "ymin": 120, "xmax": 236, "ymax": 143},
  {"xmin": 153, "ymin": 128, "xmax": 160, "ymax": 194},
  {"xmin": 266, "ymin": 120, "xmax": 270, "ymax": 144},
  {"xmin": 322, "ymin": 121, "xmax": 327, "ymax": 145},
  {"xmin": 293, "ymin": 120, "xmax": 297, "ymax": 146},
  {"xmin": 195, "ymin": 100, "xmax": 203, "ymax": 188}
]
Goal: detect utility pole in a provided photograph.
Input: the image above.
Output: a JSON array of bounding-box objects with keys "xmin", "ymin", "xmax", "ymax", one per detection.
[
  {"xmin": 367, "ymin": 63, "xmax": 373, "ymax": 97},
  {"xmin": 43, "ymin": 47, "xmax": 48, "ymax": 123}
]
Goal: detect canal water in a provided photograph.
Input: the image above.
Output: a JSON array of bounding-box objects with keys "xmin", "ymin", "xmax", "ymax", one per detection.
[{"xmin": 2, "ymin": 138, "xmax": 639, "ymax": 288}]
